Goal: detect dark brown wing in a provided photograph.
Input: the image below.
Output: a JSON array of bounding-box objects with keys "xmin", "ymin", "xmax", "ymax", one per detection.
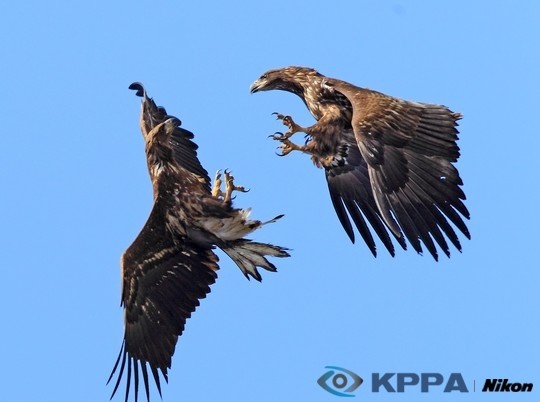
[
  {"xmin": 129, "ymin": 82, "xmax": 211, "ymax": 189},
  {"xmin": 326, "ymin": 79, "xmax": 470, "ymax": 260},
  {"xmin": 325, "ymin": 130, "xmax": 407, "ymax": 256},
  {"xmin": 108, "ymin": 200, "xmax": 219, "ymax": 402}
]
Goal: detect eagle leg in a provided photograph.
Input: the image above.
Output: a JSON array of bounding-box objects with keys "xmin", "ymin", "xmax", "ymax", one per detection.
[
  {"xmin": 223, "ymin": 170, "xmax": 250, "ymax": 203},
  {"xmin": 211, "ymin": 170, "xmax": 224, "ymax": 198},
  {"xmin": 272, "ymin": 113, "xmax": 308, "ymax": 139},
  {"xmin": 275, "ymin": 137, "xmax": 308, "ymax": 157}
]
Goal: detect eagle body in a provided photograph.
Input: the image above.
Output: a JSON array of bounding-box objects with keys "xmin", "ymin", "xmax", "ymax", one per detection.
[
  {"xmin": 251, "ymin": 66, "xmax": 470, "ymax": 260},
  {"xmin": 109, "ymin": 83, "xmax": 289, "ymax": 402}
]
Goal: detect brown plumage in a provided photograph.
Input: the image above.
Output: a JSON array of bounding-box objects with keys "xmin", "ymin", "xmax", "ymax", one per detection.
[
  {"xmin": 251, "ymin": 66, "xmax": 469, "ymax": 260},
  {"xmin": 108, "ymin": 83, "xmax": 289, "ymax": 402}
]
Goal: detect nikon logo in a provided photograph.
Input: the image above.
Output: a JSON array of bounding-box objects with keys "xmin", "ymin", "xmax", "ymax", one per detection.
[{"xmin": 482, "ymin": 379, "xmax": 533, "ymax": 392}]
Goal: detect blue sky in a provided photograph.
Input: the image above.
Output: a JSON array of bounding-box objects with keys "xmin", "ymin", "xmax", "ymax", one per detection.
[{"xmin": 1, "ymin": 1, "xmax": 539, "ymax": 401}]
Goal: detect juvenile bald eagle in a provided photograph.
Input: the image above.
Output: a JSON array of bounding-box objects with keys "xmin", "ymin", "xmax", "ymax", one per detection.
[
  {"xmin": 251, "ymin": 66, "xmax": 469, "ymax": 260},
  {"xmin": 108, "ymin": 83, "xmax": 289, "ymax": 402}
]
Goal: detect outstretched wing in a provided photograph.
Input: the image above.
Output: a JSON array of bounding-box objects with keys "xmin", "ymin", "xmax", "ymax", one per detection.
[
  {"xmin": 325, "ymin": 130, "xmax": 407, "ymax": 257},
  {"xmin": 326, "ymin": 79, "xmax": 470, "ymax": 260},
  {"xmin": 129, "ymin": 82, "xmax": 211, "ymax": 189},
  {"xmin": 108, "ymin": 200, "xmax": 219, "ymax": 402}
]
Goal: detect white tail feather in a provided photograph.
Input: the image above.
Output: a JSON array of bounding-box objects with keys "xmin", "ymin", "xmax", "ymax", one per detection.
[{"xmin": 221, "ymin": 239, "xmax": 290, "ymax": 281}]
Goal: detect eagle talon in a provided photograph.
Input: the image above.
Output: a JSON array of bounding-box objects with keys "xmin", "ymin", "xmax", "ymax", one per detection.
[
  {"xmin": 223, "ymin": 170, "xmax": 249, "ymax": 203},
  {"xmin": 275, "ymin": 138, "xmax": 305, "ymax": 157},
  {"xmin": 273, "ymin": 112, "xmax": 307, "ymax": 138},
  {"xmin": 212, "ymin": 170, "xmax": 224, "ymax": 198},
  {"xmin": 270, "ymin": 132, "xmax": 291, "ymax": 141}
]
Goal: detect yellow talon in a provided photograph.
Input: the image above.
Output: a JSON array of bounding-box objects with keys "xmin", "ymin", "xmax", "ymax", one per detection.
[
  {"xmin": 223, "ymin": 170, "xmax": 250, "ymax": 203},
  {"xmin": 211, "ymin": 170, "xmax": 224, "ymax": 198}
]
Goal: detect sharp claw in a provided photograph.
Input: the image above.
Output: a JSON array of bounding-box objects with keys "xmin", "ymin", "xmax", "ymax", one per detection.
[
  {"xmin": 270, "ymin": 132, "xmax": 289, "ymax": 141},
  {"xmin": 222, "ymin": 169, "xmax": 250, "ymax": 203}
]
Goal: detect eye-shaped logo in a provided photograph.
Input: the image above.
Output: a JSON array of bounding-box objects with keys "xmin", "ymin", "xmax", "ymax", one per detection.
[{"xmin": 317, "ymin": 366, "xmax": 363, "ymax": 397}]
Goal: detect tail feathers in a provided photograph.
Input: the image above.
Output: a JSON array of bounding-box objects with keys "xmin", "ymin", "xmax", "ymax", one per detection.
[{"xmin": 222, "ymin": 239, "xmax": 290, "ymax": 281}]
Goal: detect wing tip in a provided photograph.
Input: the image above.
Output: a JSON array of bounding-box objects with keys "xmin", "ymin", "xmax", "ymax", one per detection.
[{"xmin": 109, "ymin": 340, "xmax": 167, "ymax": 402}]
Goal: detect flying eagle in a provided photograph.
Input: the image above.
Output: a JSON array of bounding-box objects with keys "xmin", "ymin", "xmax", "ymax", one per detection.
[
  {"xmin": 108, "ymin": 83, "xmax": 289, "ymax": 402},
  {"xmin": 250, "ymin": 66, "xmax": 470, "ymax": 260}
]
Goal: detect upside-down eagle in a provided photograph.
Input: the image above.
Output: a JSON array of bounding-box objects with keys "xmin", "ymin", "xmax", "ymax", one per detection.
[
  {"xmin": 251, "ymin": 66, "xmax": 470, "ymax": 260},
  {"xmin": 108, "ymin": 83, "xmax": 289, "ymax": 402}
]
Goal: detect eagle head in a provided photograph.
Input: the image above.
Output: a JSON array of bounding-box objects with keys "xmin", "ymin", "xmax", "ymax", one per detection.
[{"xmin": 250, "ymin": 66, "xmax": 320, "ymax": 95}]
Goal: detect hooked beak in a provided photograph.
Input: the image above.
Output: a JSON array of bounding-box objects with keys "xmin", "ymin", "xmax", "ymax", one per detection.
[
  {"xmin": 129, "ymin": 82, "xmax": 147, "ymax": 98},
  {"xmin": 250, "ymin": 79, "xmax": 264, "ymax": 94}
]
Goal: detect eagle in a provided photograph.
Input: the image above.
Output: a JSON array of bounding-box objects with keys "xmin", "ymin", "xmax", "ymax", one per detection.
[
  {"xmin": 108, "ymin": 83, "xmax": 289, "ymax": 402},
  {"xmin": 250, "ymin": 66, "xmax": 470, "ymax": 260}
]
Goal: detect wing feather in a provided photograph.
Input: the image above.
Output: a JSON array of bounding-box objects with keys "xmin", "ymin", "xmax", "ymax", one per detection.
[
  {"xmin": 327, "ymin": 190, "xmax": 355, "ymax": 243},
  {"xmin": 325, "ymin": 78, "xmax": 469, "ymax": 259},
  {"xmin": 325, "ymin": 132, "xmax": 406, "ymax": 256},
  {"xmin": 109, "ymin": 200, "xmax": 218, "ymax": 401}
]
